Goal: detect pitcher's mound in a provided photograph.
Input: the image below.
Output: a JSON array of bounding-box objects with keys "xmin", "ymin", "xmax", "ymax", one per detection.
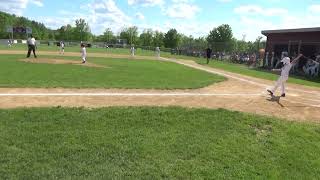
[{"xmin": 20, "ymin": 58, "xmax": 108, "ymax": 68}]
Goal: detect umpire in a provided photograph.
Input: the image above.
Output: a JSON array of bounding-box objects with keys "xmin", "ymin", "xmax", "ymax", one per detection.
[{"xmin": 26, "ymin": 35, "xmax": 37, "ymax": 58}]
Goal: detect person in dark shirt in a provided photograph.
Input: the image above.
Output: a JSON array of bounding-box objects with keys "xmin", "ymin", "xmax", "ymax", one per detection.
[{"xmin": 206, "ymin": 47, "xmax": 212, "ymax": 64}]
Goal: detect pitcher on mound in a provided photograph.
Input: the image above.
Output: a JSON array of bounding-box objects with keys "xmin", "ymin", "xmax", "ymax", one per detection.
[{"xmin": 267, "ymin": 52, "xmax": 303, "ymax": 97}]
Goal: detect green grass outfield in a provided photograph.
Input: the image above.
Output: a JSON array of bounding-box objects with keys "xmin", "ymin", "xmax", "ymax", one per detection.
[
  {"xmin": 0, "ymin": 54, "xmax": 225, "ymax": 89},
  {"xmin": 2, "ymin": 44, "xmax": 319, "ymax": 88},
  {"xmin": 0, "ymin": 107, "xmax": 319, "ymax": 179},
  {"xmin": 195, "ymin": 59, "xmax": 320, "ymax": 88}
]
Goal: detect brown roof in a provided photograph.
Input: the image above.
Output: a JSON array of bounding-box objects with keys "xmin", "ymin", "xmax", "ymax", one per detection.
[{"xmin": 262, "ymin": 27, "xmax": 320, "ymax": 35}]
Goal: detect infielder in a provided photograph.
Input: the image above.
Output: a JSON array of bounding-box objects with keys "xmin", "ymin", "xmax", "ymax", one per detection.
[
  {"xmin": 155, "ymin": 47, "xmax": 160, "ymax": 58},
  {"xmin": 26, "ymin": 35, "xmax": 37, "ymax": 58},
  {"xmin": 267, "ymin": 52, "xmax": 303, "ymax": 97},
  {"xmin": 60, "ymin": 41, "xmax": 65, "ymax": 55},
  {"xmin": 81, "ymin": 43, "xmax": 87, "ymax": 63},
  {"xmin": 7, "ymin": 40, "xmax": 12, "ymax": 47},
  {"xmin": 130, "ymin": 46, "xmax": 135, "ymax": 57}
]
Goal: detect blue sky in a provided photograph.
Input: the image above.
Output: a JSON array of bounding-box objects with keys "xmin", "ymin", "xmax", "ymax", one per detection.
[{"xmin": 1, "ymin": 0, "xmax": 320, "ymax": 41}]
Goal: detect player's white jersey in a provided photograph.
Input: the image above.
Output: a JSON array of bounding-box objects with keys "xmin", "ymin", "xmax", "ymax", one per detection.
[
  {"xmin": 280, "ymin": 57, "xmax": 292, "ymax": 78},
  {"xmin": 81, "ymin": 47, "xmax": 87, "ymax": 56},
  {"xmin": 28, "ymin": 38, "xmax": 36, "ymax": 45}
]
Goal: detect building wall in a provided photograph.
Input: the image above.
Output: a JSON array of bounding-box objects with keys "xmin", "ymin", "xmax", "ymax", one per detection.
[
  {"xmin": 267, "ymin": 32, "xmax": 320, "ymax": 42},
  {"xmin": 265, "ymin": 31, "xmax": 320, "ymax": 54},
  {"xmin": 263, "ymin": 31, "xmax": 320, "ymax": 67}
]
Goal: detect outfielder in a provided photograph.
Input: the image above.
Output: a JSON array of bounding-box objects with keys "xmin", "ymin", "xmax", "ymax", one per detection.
[
  {"xmin": 267, "ymin": 52, "xmax": 303, "ymax": 97},
  {"xmin": 81, "ymin": 43, "xmax": 87, "ymax": 63}
]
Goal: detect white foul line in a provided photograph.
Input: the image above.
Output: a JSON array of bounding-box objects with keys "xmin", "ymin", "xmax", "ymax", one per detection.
[
  {"xmin": 0, "ymin": 93, "xmax": 262, "ymax": 97},
  {"xmin": 161, "ymin": 58, "xmax": 269, "ymax": 88},
  {"xmin": 162, "ymin": 58, "xmax": 320, "ymax": 96},
  {"xmin": 281, "ymin": 99, "xmax": 320, "ymax": 108}
]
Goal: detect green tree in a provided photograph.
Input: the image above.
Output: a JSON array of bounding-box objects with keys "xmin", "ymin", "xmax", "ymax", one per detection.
[
  {"xmin": 207, "ymin": 24, "xmax": 234, "ymax": 52},
  {"xmin": 0, "ymin": 11, "xmax": 53, "ymax": 39},
  {"xmin": 235, "ymin": 40, "xmax": 249, "ymax": 53},
  {"xmin": 164, "ymin": 29, "xmax": 179, "ymax": 48},
  {"xmin": 178, "ymin": 34, "xmax": 191, "ymax": 48},
  {"xmin": 246, "ymin": 37, "xmax": 266, "ymax": 53},
  {"xmin": 56, "ymin": 26, "xmax": 67, "ymax": 40},
  {"xmin": 139, "ymin": 29, "xmax": 153, "ymax": 47},
  {"xmin": 255, "ymin": 36, "xmax": 264, "ymax": 51},
  {"xmin": 194, "ymin": 37, "xmax": 208, "ymax": 50},
  {"xmin": 177, "ymin": 35, "xmax": 208, "ymax": 50},
  {"xmin": 75, "ymin": 18, "xmax": 91, "ymax": 41},
  {"xmin": 102, "ymin": 28, "xmax": 115, "ymax": 43},
  {"xmin": 0, "ymin": 12, "xmax": 10, "ymax": 38},
  {"xmin": 152, "ymin": 31, "xmax": 164, "ymax": 47},
  {"xmin": 120, "ymin": 26, "xmax": 138, "ymax": 45},
  {"xmin": 64, "ymin": 24, "xmax": 73, "ymax": 41},
  {"xmin": 48, "ymin": 30, "xmax": 55, "ymax": 40}
]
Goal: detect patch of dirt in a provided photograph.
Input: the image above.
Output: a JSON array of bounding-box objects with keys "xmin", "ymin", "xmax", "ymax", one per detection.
[
  {"xmin": 19, "ymin": 58, "xmax": 108, "ymax": 68},
  {"xmin": 1, "ymin": 94, "xmax": 319, "ymax": 123},
  {"xmin": 251, "ymin": 124, "xmax": 273, "ymax": 138}
]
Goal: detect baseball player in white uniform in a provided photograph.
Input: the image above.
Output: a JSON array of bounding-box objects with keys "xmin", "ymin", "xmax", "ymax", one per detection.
[
  {"xmin": 130, "ymin": 46, "xmax": 135, "ymax": 57},
  {"xmin": 267, "ymin": 52, "xmax": 303, "ymax": 97},
  {"xmin": 81, "ymin": 43, "xmax": 87, "ymax": 63},
  {"xmin": 60, "ymin": 41, "xmax": 65, "ymax": 55},
  {"xmin": 7, "ymin": 40, "xmax": 12, "ymax": 47},
  {"xmin": 155, "ymin": 47, "xmax": 160, "ymax": 58}
]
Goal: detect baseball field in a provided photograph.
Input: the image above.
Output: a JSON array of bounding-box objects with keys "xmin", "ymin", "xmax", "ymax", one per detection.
[{"xmin": 1, "ymin": 45, "xmax": 320, "ymax": 179}]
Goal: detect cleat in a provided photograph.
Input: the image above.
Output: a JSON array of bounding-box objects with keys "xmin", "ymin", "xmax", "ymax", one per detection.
[
  {"xmin": 281, "ymin": 93, "xmax": 286, "ymax": 97},
  {"xmin": 267, "ymin": 90, "xmax": 273, "ymax": 96}
]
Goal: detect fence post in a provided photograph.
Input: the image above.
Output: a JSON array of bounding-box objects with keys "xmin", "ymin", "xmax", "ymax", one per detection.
[
  {"xmin": 288, "ymin": 40, "xmax": 291, "ymax": 55},
  {"xmin": 298, "ymin": 40, "xmax": 302, "ymax": 54},
  {"xmin": 265, "ymin": 52, "xmax": 269, "ymax": 67}
]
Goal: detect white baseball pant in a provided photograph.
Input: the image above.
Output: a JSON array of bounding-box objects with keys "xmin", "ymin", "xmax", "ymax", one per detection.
[{"xmin": 271, "ymin": 76, "xmax": 288, "ymax": 94}]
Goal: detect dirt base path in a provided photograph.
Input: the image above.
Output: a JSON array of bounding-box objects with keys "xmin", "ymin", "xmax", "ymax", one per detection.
[
  {"xmin": 20, "ymin": 58, "xmax": 108, "ymax": 68},
  {"xmin": 0, "ymin": 50, "xmax": 159, "ymax": 60},
  {"xmin": 1, "ymin": 50, "xmax": 320, "ymax": 123}
]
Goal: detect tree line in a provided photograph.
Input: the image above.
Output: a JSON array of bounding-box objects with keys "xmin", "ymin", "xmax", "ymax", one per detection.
[
  {"xmin": 0, "ymin": 11, "xmax": 265, "ymax": 52},
  {"xmin": 0, "ymin": 11, "xmax": 53, "ymax": 39}
]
